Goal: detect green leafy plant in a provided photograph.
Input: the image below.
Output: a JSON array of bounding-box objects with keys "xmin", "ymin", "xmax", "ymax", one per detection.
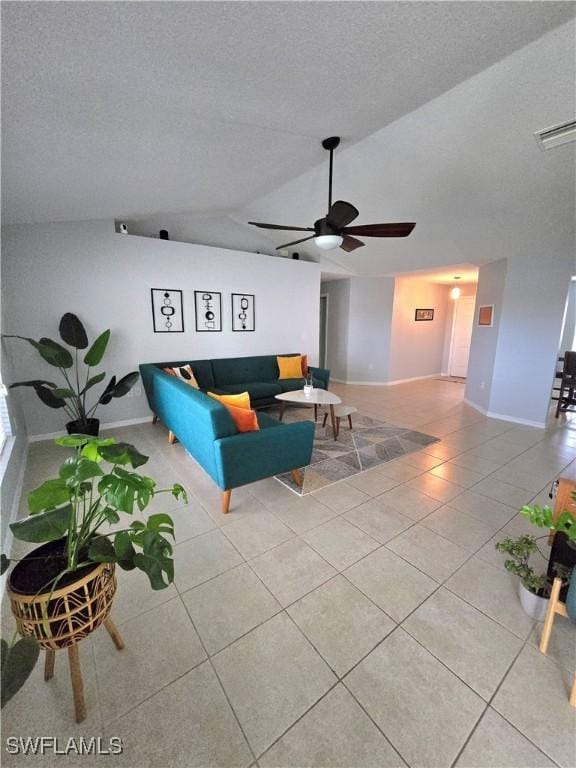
[
  {"xmin": 1, "ymin": 435, "xmax": 187, "ymax": 707},
  {"xmin": 3, "ymin": 312, "xmax": 139, "ymax": 431},
  {"xmin": 495, "ymin": 535, "xmax": 549, "ymax": 594},
  {"xmin": 520, "ymin": 496, "xmax": 576, "ymax": 547}
]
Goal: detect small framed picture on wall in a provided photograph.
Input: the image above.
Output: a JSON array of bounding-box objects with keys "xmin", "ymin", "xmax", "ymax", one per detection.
[
  {"xmin": 478, "ymin": 305, "xmax": 494, "ymax": 327},
  {"xmin": 151, "ymin": 288, "xmax": 184, "ymax": 333},
  {"xmin": 415, "ymin": 308, "xmax": 434, "ymax": 321},
  {"xmin": 231, "ymin": 293, "xmax": 255, "ymax": 332},
  {"xmin": 194, "ymin": 291, "xmax": 222, "ymax": 332}
]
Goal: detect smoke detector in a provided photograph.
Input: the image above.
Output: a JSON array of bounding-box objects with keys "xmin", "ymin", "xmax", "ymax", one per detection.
[{"xmin": 534, "ymin": 119, "xmax": 576, "ymax": 151}]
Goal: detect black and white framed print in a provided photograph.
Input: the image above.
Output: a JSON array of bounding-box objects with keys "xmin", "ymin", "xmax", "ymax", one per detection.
[
  {"xmin": 194, "ymin": 291, "xmax": 222, "ymax": 332},
  {"xmin": 151, "ymin": 289, "xmax": 184, "ymax": 333},
  {"xmin": 231, "ymin": 293, "xmax": 255, "ymax": 332}
]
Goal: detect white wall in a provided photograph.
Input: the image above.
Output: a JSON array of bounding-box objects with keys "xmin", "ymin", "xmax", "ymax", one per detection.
[
  {"xmin": 321, "ymin": 279, "xmax": 350, "ymax": 381},
  {"xmin": 2, "ymin": 219, "xmax": 321, "ymax": 437},
  {"xmin": 347, "ymin": 277, "xmax": 395, "ymax": 384},
  {"xmin": 388, "ymin": 278, "xmax": 450, "ymax": 383},
  {"xmin": 465, "ymin": 260, "xmax": 507, "ymax": 412}
]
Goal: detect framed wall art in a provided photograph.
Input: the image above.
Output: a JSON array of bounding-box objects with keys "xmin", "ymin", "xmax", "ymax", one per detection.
[
  {"xmin": 151, "ymin": 289, "xmax": 184, "ymax": 333},
  {"xmin": 194, "ymin": 291, "xmax": 222, "ymax": 332},
  {"xmin": 478, "ymin": 304, "xmax": 494, "ymax": 327},
  {"xmin": 415, "ymin": 308, "xmax": 434, "ymax": 322},
  {"xmin": 231, "ymin": 293, "xmax": 255, "ymax": 332}
]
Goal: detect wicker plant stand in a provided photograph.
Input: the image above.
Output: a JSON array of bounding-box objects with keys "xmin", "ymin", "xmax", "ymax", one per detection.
[{"xmin": 8, "ymin": 561, "xmax": 125, "ymax": 723}]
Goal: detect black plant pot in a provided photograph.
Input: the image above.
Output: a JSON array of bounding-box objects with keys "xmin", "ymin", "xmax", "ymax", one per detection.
[{"xmin": 66, "ymin": 418, "xmax": 100, "ymax": 437}]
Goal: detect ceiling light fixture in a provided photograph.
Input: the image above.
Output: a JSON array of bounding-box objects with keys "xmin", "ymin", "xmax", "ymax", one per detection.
[
  {"xmin": 314, "ymin": 234, "xmax": 344, "ymax": 250},
  {"xmin": 450, "ymin": 276, "xmax": 462, "ymax": 300}
]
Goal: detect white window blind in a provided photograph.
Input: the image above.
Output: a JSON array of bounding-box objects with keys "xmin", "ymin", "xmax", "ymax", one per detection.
[{"xmin": 0, "ymin": 383, "xmax": 12, "ymax": 453}]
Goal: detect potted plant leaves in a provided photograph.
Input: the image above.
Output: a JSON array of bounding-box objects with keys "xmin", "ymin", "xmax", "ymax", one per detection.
[
  {"xmin": 3, "ymin": 312, "xmax": 139, "ymax": 435},
  {"xmin": 1, "ymin": 434, "xmax": 186, "ymax": 714},
  {"xmin": 495, "ymin": 535, "xmax": 550, "ymax": 620}
]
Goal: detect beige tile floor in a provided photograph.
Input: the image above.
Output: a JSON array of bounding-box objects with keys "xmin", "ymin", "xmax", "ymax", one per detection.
[{"xmin": 3, "ymin": 379, "xmax": 576, "ymax": 768}]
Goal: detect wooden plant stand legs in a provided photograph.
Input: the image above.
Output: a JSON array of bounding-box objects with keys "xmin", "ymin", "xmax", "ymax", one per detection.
[
  {"xmin": 539, "ymin": 576, "xmax": 576, "ymax": 708},
  {"xmin": 68, "ymin": 644, "xmax": 86, "ymax": 724},
  {"xmin": 44, "ymin": 649, "xmax": 55, "ymax": 681},
  {"xmin": 45, "ymin": 616, "xmax": 125, "ymax": 724}
]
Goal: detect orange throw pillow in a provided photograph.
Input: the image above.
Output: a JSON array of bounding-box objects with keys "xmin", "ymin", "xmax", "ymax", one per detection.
[
  {"xmin": 207, "ymin": 391, "xmax": 251, "ymax": 410},
  {"xmin": 301, "ymin": 354, "xmax": 309, "ymax": 377},
  {"xmin": 222, "ymin": 403, "xmax": 260, "ymax": 433}
]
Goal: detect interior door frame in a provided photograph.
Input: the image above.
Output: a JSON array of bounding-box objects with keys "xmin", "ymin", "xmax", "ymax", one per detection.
[
  {"xmin": 320, "ymin": 293, "xmax": 329, "ymax": 368},
  {"xmin": 448, "ymin": 295, "xmax": 475, "ymax": 377}
]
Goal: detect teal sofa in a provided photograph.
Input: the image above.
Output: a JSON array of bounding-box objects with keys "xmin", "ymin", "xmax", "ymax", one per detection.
[
  {"xmin": 139, "ymin": 354, "xmax": 328, "ymax": 512},
  {"xmin": 141, "ymin": 353, "xmax": 329, "ymax": 408}
]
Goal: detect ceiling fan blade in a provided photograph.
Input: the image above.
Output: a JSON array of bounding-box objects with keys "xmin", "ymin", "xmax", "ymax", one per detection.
[
  {"xmin": 326, "ymin": 200, "xmax": 359, "ymax": 230},
  {"xmin": 343, "ymin": 222, "xmax": 416, "ymax": 237},
  {"xmin": 248, "ymin": 222, "xmax": 314, "ymax": 232},
  {"xmin": 276, "ymin": 235, "xmax": 316, "ymax": 250},
  {"xmin": 341, "ymin": 235, "xmax": 365, "ymax": 252}
]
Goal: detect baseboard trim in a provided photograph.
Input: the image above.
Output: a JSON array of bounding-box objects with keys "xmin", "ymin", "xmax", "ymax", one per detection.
[
  {"xmin": 464, "ymin": 398, "xmax": 545, "ymax": 429},
  {"xmin": 332, "ymin": 373, "xmax": 441, "ymax": 386},
  {"xmin": 28, "ymin": 415, "xmax": 153, "ymax": 442}
]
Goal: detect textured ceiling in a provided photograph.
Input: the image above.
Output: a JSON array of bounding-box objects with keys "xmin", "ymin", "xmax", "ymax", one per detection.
[{"xmin": 2, "ymin": 1, "xmax": 575, "ymax": 224}]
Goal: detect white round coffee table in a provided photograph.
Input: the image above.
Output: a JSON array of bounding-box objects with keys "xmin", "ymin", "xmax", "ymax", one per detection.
[{"xmin": 275, "ymin": 389, "xmax": 342, "ymax": 441}]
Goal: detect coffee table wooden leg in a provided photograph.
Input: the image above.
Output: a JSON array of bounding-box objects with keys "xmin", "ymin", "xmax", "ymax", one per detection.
[
  {"xmin": 67, "ymin": 644, "xmax": 86, "ymax": 723},
  {"xmin": 330, "ymin": 405, "xmax": 338, "ymax": 441},
  {"xmin": 44, "ymin": 650, "xmax": 55, "ymax": 681},
  {"xmin": 279, "ymin": 401, "xmax": 286, "ymax": 421},
  {"xmin": 322, "ymin": 412, "xmax": 328, "ymax": 428},
  {"xmin": 348, "ymin": 414, "xmax": 353, "ymax": 430},
  {"xmin": 314, "ymin": 404, "xmax": 318, "ymax": 422}
]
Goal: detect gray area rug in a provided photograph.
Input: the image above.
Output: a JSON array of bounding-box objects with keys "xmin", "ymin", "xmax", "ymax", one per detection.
[{"xmin": 275, "ymin": 407, "xmax": 439, "ymax": 495}]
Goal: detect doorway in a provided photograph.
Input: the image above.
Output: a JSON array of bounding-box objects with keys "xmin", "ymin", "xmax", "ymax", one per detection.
[
  {"xmin": 319, "ymin": 294, "xmax": 328, "ymax": 368},
  {"xmin": 449, "ymin": 296, "xmax": 475, "ymax": 377}
]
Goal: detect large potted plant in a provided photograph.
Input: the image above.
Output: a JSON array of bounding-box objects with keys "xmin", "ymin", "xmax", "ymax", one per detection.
[
  {"xmin": 495, "ymin": 534, "xmax": 551, "ymax": 620},
  {"xmin": 1, "ymin": 434, "xmax": 186, "ymax": 710},
  {"xmin": 4, "ymin": 312, "xmax": 139, "ymax": 435}
]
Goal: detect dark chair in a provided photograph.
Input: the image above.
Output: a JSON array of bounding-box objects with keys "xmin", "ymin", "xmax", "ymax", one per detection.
[{"xmin": 555, "ymin": 351, "xmax": 576, "ymax": 417}]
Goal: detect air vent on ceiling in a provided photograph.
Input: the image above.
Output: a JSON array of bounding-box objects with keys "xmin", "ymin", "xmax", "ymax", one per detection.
[{"xmin": 534, "ymin": 119, "xmax": 576, "ymax": 151}]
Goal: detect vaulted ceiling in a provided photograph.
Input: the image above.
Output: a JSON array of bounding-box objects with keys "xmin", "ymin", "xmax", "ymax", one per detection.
[{"xmin": 2, "ymin": 0, "xmax": 575, "ymax": 227}]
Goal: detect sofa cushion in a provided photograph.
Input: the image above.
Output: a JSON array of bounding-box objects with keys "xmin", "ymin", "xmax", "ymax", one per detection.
[
  {"xmin": 256, "ymin": 411, "xmax": 282, "ymax": 430},
  {"xmin": 208, "ymin": 391, "xmax": 251, "ymax": 410},
  {"xmin": 212, "ymin": 355, "xmax": 279, "ymax": 385},
  {"xmin": 277, "ymin": 355, "xmax": 304, "ymax": 380},
  {"xmin": 216, "ymin": 381, "xmax": 283, "ymax": 400}
]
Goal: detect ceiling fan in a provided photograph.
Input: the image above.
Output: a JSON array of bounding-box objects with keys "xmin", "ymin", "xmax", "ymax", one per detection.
[{"xmin": 248, "ymin": 136, "xmax": 416, "ymax": 252}]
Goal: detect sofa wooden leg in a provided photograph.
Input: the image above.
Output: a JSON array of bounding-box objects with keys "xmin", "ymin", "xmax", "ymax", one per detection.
[
  {"xmin": 152, "ymin": 414, "xmax": 158, "ymax": 424},
  {"xmin": 291, "ymin": 469, "xmax": 303, "ymax": 487},
  {"xmin": 168, "ymin": 430, "xmax": 176, "ymax": 445},
  {"xmin": 222, "ymin": 490, "xmax": 232, "ymax": 514}
]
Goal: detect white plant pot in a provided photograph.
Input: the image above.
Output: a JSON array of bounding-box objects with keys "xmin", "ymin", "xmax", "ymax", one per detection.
[
  {"xmin": 303, "ymin": 385, "xmax": 314, "ymax": 396},
  {"xmin": 518, "ymin": 582, "xmax": 548, "ymax": 621}
]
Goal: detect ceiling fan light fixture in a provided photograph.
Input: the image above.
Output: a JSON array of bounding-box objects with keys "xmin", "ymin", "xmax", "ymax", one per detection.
[{"xmin": 314, "ymin": 234, "xmax": 343, "ymax": 250}]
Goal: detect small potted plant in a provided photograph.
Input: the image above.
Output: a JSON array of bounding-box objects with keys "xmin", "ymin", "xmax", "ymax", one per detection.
[
  {"xmin": 520, "ymin": 499, "xmax": 576, "ymax": 621},
  {"xmin": 1, "ymin": 434, "xmax": 186, "ymax": 710},
  {"xmin": 4, "ymin": 312, "xmax": 139, "ymax": 435},
  {"xmin": 495, "ymin": 535, "xmax": 550, "ymax": 620},
  {"xmin": 303, "ymin": 372, "xmax": 314, "ymax": 396}
]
